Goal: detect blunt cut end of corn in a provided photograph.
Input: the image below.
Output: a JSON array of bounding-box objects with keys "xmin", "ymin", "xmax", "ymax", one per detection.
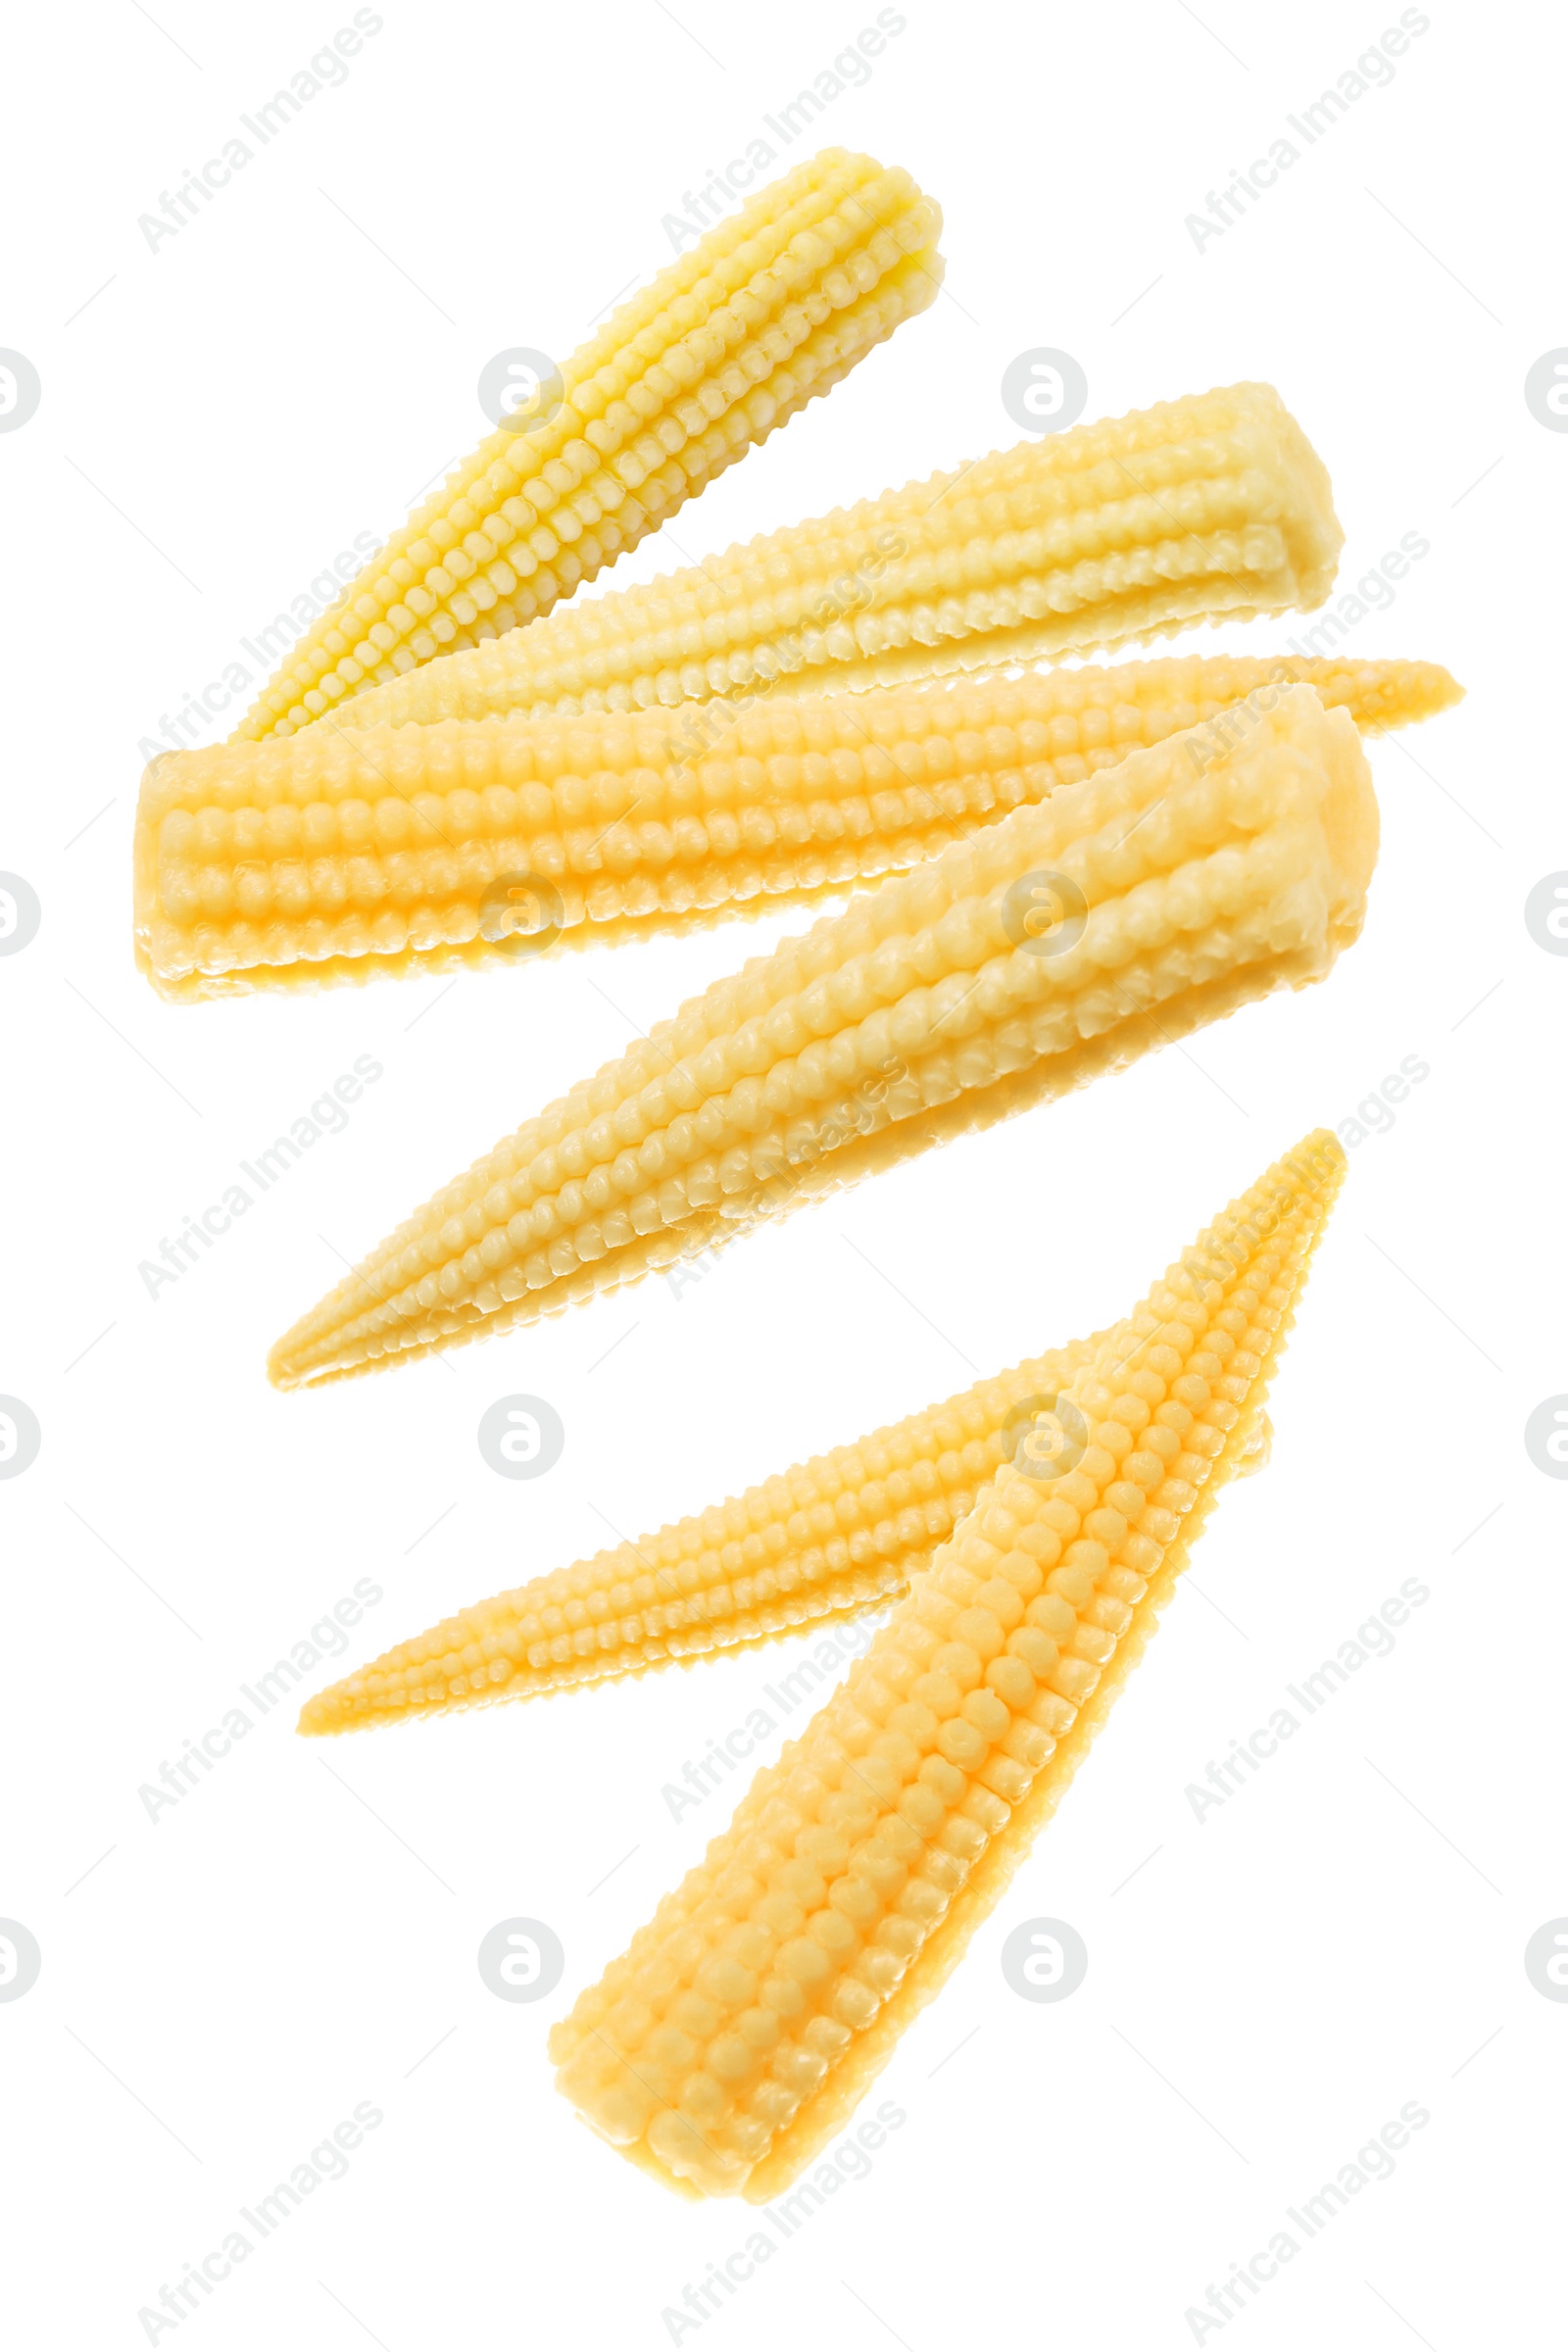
[
  {"xmin": 232, "ymin": 150, "xmax": 943, "ymax": 742},
  {"xmin": 267, "ymin": 687, "xmax": 1375, "ymax": 1391},
  {"xmin": 135, "ymin": 657, "xmax": 1453, "ymax": 1001},
  {"xmin": 297, "ymin": 1331, "xmax": 1112, "ymax": 1735},
  {"xmin": 330, "ymin": 382, "xmax": 1345, "ymax": 733},
  {"xmin": 549, "ymin": 1131, "xmax": 1346, "ymax": 2199}
]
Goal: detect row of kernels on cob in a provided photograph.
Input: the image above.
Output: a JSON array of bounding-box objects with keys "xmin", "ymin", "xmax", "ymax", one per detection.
[
  {"xmin": 236, "ymin": 151, "xmax": 942, "ymax": 740},
  {"xmin": 549, "ymin": 1132, "xmax": 1344, "ymax": 2198},
  {"xmin": 328, "ymin": 380, "xmax": 1344, "ymax": 731},
  {"xmin": 136, "ymin": 656, "xmax": 1452, "ymax": 998},
  {"xmin": 266, "ymin": 685, "xmax": 1376, "ymax": 1387},
  {"xmin": 298, "ymin": 1332, "xmax": 1107, "ymax": 1732}
]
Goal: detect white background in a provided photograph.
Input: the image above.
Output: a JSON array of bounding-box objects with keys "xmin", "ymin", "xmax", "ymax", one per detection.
[{"xmin": 2, "ymin": 1, "xmax": 1560, "ymax": 2344}]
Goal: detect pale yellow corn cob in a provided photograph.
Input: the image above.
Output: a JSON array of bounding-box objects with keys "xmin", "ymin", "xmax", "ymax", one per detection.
[
  {"xmin": 269, "ymin": 687, "xmax": 1375, "ymax": 1390},
  {"xmin": 322, "ymin": 381, "xmax": 1343, "ymax": 733},
  {"xmin": 551, "ymin": 1130, "xmax": 1345, "ymax": 2198},
  {"xmin": 136, "ymin": 656, "xmax": 1454, "ymax": 1002},
  {"xmin": 297, "ymin": 1331, "xmax": 1108, "ymax": 1733},
  {"xmin": 233, "ymin": 150, "xmax": 942, "ymax": 742}
]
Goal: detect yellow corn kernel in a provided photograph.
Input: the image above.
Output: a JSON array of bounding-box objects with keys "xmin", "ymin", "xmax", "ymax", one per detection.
[
  {"xmin": 136, "ymin": 656, "xmax": 1455, "ymax": 1001},
  {"xmin": 298, "ymin": 1331, "xmax": 1110, "ymax": 1733},
  {"xmin": 232, "ymin": 150, "xmax": 942, "ymax": 742},
  {"xmin": 323, "ymin": 381, "xmax": 1344, "ymax": 732},
  {"xmin": 550, "ymin": 1130, "xmax": 1346, "ymax": 2198},
  {"xmin": 268, "ymin": 686, "xmax": 1376, "ymax": 1390}
]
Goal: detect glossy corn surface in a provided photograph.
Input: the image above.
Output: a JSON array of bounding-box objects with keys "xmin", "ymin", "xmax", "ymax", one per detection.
[
  {"xmin": 268, "ymin": 687, "xmax": 1376, "ymax": 1389},
  {"xmin": 234, "ymin": 149, "xmax": 942, "ymax": 740},
  {"xmin": 550, "ymin": 1132, "xmax": 1345, "ymax": 2198}
]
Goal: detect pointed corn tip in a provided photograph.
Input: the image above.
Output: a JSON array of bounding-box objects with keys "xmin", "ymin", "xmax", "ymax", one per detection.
[
  {"xmin": 1269, "ymin": 1125, "xmax": 1348, "ymax": 1222},
  {"xmin": 1353, "ymin": 660, "xmax": 1463, "ymax": 725},
  {"xmin": 1399, "ymin": 661, "xmax": 1462, "ymax": 710},
  {"xmin": 1292, "ymin": 1122, "xmax": 1344, "ymax": 1165}
]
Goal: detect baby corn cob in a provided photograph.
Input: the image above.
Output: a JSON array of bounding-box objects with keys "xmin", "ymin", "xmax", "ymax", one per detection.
[
  {"xmin": 268, "ymin": 686, "xmax": 1376, "ymax": 1391},
  {"xmin": 298, "ymin": 1332, "xmax": 1109, "ymax": 1733},
  {"xmin": 551, "ymin": 1130, "xmax": 1345, "ymax": 2198},
  {"xmin": 136, "ymin": 657, "xmax": 1455, "ymax": 1001},
  {"xmin": 330, "ymin": 382, "xmax": 1344, "ymax": 732},
  {"xmin": 234, "ymin": 150, "xmax": 942, "ymax": 742}
]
